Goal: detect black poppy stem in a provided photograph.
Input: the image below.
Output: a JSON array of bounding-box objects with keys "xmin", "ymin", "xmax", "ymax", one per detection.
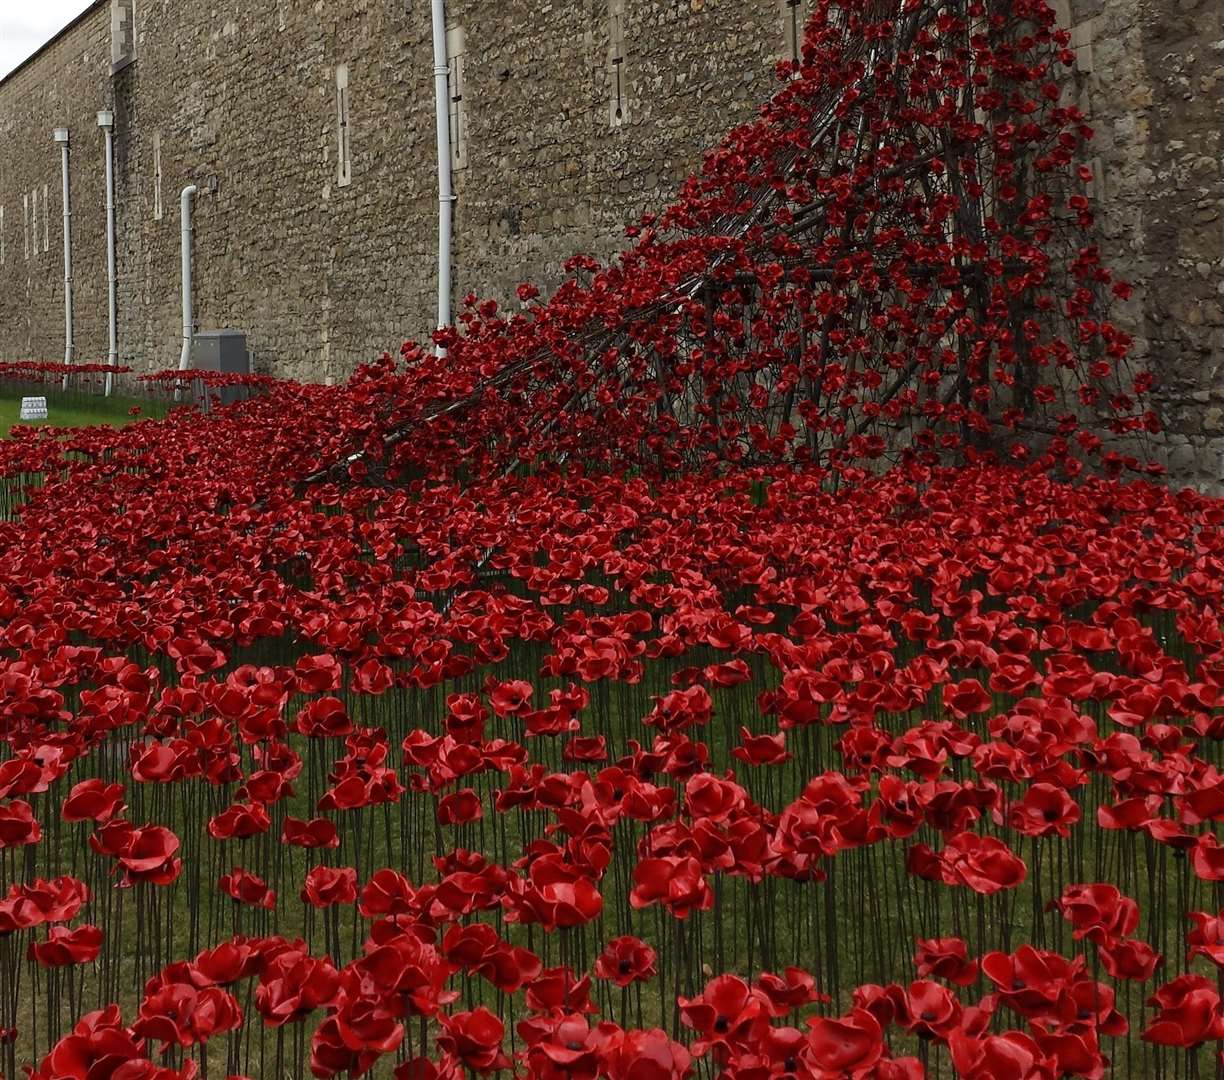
[
  {"xmin": 1, "ymin": 935, "xmax": 16, "ymax": 1080},
  {"xmin": 1216, "ymin": 881, "xmax": 1224, "ymax": 1080},
  {"xmin": 670, "ymin": 912, "xmax": 685, "ymax": 1039}
]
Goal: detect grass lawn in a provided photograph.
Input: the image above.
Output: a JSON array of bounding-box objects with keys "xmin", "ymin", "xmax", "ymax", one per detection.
[{"xmin": 0, "ymin": 390, "xmax": 169, "ymax": 435}]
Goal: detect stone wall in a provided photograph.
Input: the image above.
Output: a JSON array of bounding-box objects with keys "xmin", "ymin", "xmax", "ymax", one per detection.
[
  {"xmin": 0, "ymin": 0, "xmax": 787, "ymax": 383},
  {"xmin": 1, "ymin": 0, "xmax": 1222, "ymax": 485},
  {"xmin": 0, "ymin": 4, "xmax": 112, "ymax": 368},
  {"xmin": 1061, "ymin": 0, "xmax": 1224, "ymax": 487}
]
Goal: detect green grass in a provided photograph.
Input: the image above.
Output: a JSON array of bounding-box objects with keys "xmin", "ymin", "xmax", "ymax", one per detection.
[{"xmin": 0, "ymin": 390, "xmax": 168, "ymax": 436}]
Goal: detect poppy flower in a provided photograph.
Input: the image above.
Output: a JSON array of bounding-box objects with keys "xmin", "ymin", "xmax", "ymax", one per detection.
[
  {"xmin": 193, "ymin": 938, "xmax": 260, "ymax": 985},
  {"xmin": 4, "ymin": 876, "xmax": 89, "ymax": 926},
  {"xmin": 310, "ymin": 1011, "xmax": 396, "ymax": 1079},
  {"xmin": 219, "ymin": 867, "xmax": 276, "ymax": 910},
  {"xmin": 489, "ymin": 680, "xmax": 533, "ymax": 717},
  {"xmin": 301, "ymin": 866, "xmax": 358, "ymax": 908},
  {"xmin": 594, "ymin": 936, "xmax": 658, "ymax": 987},
  {"xmin": 133, "ymin": 984, "xmax": 243, "ymax": 1049},
  {"xmin": 295, "ymin": 653, "xmax": 343, "ymax": 693},
  {"xmin": 359, "ymin": 869, "xmax": 418, "ymax": 917},
  {"xmin": 29, "ymin": 1007, "xmax": 144, "ymax": 1080},
  {"xmin": 295, "ymin": 696, "xmax": 353, "ymax": 738},
  {"xmin": 645, "ymin": 686, "xmax": 713, "ymax": 732},
  {"xmin": 29, "ymin": 924, "xmax": 104, "ymax": 967},
  {"xmin": 1008, "ymin": 783, "xmax": 1081, "ymax": 838},
  {"xmin": 754, "ymin": 968, "xmax": 826, "ymax": 1015},
  {"xmin": 442, "ymin": 921, "xmax": 541, "ymax": 991},
  {"xmin": 255, "ymin": 950, "xmax": 341, "ymax": 1026},
  {"xmin": 563, "ymin": 735, "xmax": 609, "ymax": 762},
  {"xmin": 942, "ymin": 678, "xmax": 994, "ymax": 719},
  {"xmin": 938, "ymin": 832, "xmax": 1027, "ymax": 894},
  {"xmin": 732, "ymin": 727, "xmax": 790, "ymax": 766},
  {"xmin": 914, "ymin": 937, "xmax": 978, "ymax": 986},
  {"xmin": 437, "ymin": 788, "xmax": 483, "ymax": 825},
  {"xmin": 630, "ymin": 856, "xmax": 713, "ymax": 918},
  {"xmin": 208, "ymin": 802, "xmax": 271, "ymax": 841},
  {"xmin": 395, "ymin": 1058, "xmax": 465, "ymax": 1080},
  {"xmin": 1188, "ymin": 909, "xmax": 1224, "ymax": 968},
  {"xmin": 1191, "ymin": 835, "xmax": 1224, "ymax": 881},
  {"xmin": 803, "ymin": 1008, "xmax": 884, "ymax": 1076},
  {"xmin": 948, "ymin": 1029, "xmax": 1057, "ymax": 1080},
  {"xmin": 901, "ymin": 980, "xmax": 962, "ymax": 1040},
  {"xmin": 1142, "ymin": 975, "xmax": 1224, "ymax": 1048},
  {"xmin": 281, "ymin": 816, "xmax": 340, "ymax": 849},
  {"xmin": 525, "ymin": 967, "xmax": 597, "ymax": 1016},
  {"xmin": 238, "ymin": 769, "xmax": 294, "ymax": 804},
  {"xmin": 0, "ymin": 799, "xmax": 41, "ymax": 848},
  {"xmin": 61, "ymin": 779, "xmax": 126, "ymax": 823},
  {"xmin": 1099, "ymin": 938, "xmax": 1162, "ymax": 981},
  {"xmin": 1097, "ymin": 796, "xmax": 1161, "ymax": 832},
  {"xmin": 982, "ymin": 946, "xmax": 1082, "ymax": 1019},
  {"xmin": 117, "ymin": 825, "xmax": 182, "ymax": 886},
  {"xmin": 1052, "ymin": 883, "xmax": 1139, "ymax": 944},
  {"xmin": 331, "ymin": 990, "xmax": 405, "ymax": 1062},
  {"xmin": 518, "ymin": 1013, "xmax": 604, "ymax": 1080},
  {"xmin": 603, "ymin": 1028, "xmax": 692, "ymax": 1080},
  {"xmin": 684, "ymin": 772, "xmax": 747, "ymax": 822},
  {"xmin": 679, "ymin": 975, "xmax": 769, "ymax": 1058},
  {"xmin": 438, "ymin": 1007, "xmax": 512, "ymax": 1072}
]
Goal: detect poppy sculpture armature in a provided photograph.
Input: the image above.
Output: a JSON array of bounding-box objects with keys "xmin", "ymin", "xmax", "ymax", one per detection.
[
  {"xmin": 0, "ymin": 2, "xmax": 1218, "ymax": 1079},
  {"xmin": 300, "ymin": 0, "xmax": 1157, "ymax": 488}
]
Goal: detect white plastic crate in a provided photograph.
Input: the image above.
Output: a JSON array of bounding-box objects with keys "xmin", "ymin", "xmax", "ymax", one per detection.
[{"xmin": 19, "ymin": 397, "xmax": 48, "ymax": 422}]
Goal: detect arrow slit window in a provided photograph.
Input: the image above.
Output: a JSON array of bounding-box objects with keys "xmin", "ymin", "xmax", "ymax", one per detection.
[
  {"xmin": 153, "ymin": 133, "xmax": 163, "ymax": 220},
  {"xmin": 608, "ymin": 0, "xmax": 629, "ymax": 128},
  {"xmin": 446, "ymin": 27, "xmax": 467, "ymax": 171},
  {"xmin": 336, "ymin": 65, "xmax": 352, "ymax": 188},
  {"xmin": 782, "ymin": 0, "xmax": 804, "ymax": 66}
]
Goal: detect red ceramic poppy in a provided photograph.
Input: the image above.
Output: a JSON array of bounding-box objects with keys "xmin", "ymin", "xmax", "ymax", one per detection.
[
  {"xmin": 61, "ymin": 779, "xmax": 126, "ymax": 823},
  {"xmin": 29, "ymin": 924, "xmax": 103, "ymax": 967},
  {"xmin": 281, "ymin": 816, "xmax": 341, "ymax": 849},
  {"xmin": 914, "ymin": 937, "xmax": 979, "ymax": 986},
  {"xmin": 218, "ymin": 867, "xmax": 276, "ymax": 910},
  {"xmin": 300, "ymin": 865, "xmax": 358, "ymax": 908},
  {"xmin": 594, "ymin": 936, "xmax": 658, "ymax": 987},
  {"xmin": 437, "ymin": 1007, "xmax": 512, "ymax": 1072},
  {"xmin": 803, "ymin": 1008, "xmax": 884, "ymax": 1076},
  {"xmin": 1143, "ymin": 975, "xmax": 1224, "ymax": 1047}
]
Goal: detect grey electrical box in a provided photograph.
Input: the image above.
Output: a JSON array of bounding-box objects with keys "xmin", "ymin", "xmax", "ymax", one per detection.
[{"xmin": 191, "ymin": 329, "xmax": 250, "ymax": 407}]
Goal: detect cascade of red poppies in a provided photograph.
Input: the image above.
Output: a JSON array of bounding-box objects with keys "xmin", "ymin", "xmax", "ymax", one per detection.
[
  {"xmin": 299, "ymin": 0, "xmax": 1158, "ymax": 487},
  {"xmin": 0, "ymin": 2, "xmax": 1215, "ymax": 1080}
]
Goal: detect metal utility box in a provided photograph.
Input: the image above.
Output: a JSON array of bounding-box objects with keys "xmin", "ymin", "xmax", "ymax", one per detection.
[{"xmin": 191, "ymin": 329, "xmax": 250, "ymax": 407}]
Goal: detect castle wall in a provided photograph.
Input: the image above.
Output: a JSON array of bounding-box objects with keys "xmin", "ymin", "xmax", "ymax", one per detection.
[
  {"xmin": 1063, "ymin": 0, "xmax": 1224, "ymax": 485},
  {"xmin": 0, "ymin": 0, "xmax": 786, "ymax": 382},
  {"xmin": 1, "ymin": 0, "xmax": 1222, "ymax": 484}
]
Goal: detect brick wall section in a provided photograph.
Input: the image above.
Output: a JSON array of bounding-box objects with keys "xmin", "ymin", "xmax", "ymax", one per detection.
[{"xmin": 1, "ymin": 0, "xmax": 1222, "ymax": 485}]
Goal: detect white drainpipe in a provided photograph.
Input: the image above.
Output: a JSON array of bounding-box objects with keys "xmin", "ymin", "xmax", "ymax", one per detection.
[
  {"xmin": 431, "ymin": 0, "xmax": 454, "ymax": 355},
  {"xmin": 98, "ymin": 110, "xmax": 118, "ymax": 395},
  {"xmin": 53, "ymin": 128, "xmax": 73, "ymax": 389},
  {"xmin": 178, "ymin": 185, "xmax": 198, "ymax": 372}
]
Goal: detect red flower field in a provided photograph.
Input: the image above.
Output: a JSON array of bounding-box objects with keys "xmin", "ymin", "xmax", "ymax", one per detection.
[{"xmin": 0, "ymin": 1, "xmax": 1214, "ymax": 1078}]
